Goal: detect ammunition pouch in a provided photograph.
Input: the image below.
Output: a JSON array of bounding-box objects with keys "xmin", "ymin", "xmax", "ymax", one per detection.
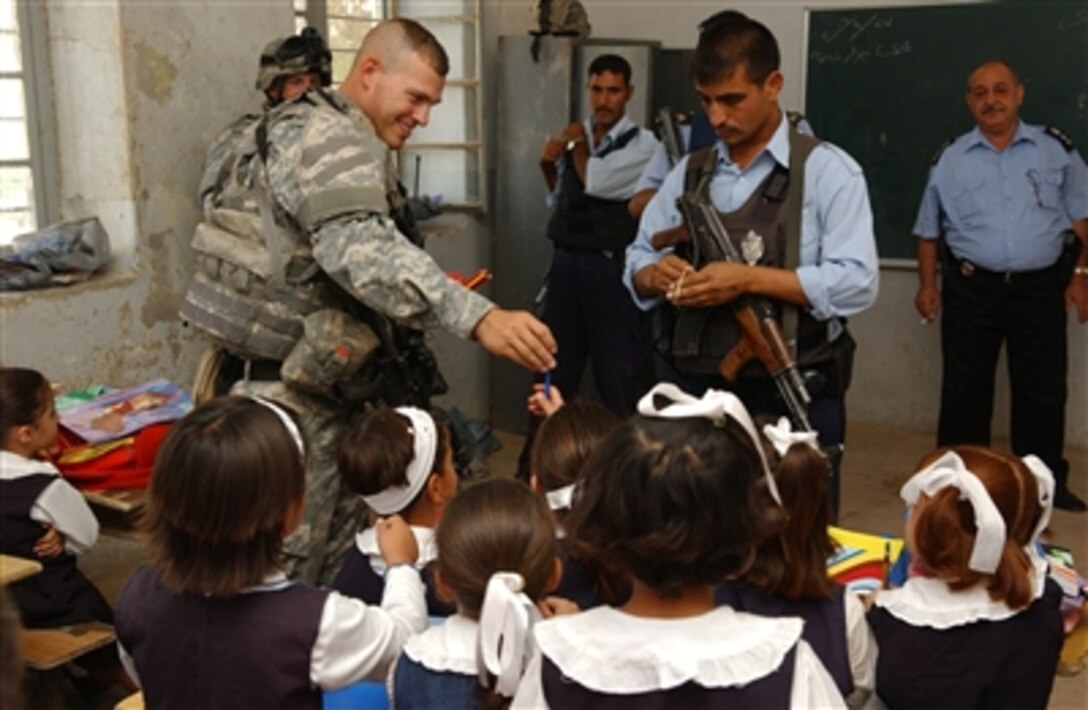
[{"xmin": 281, "ymin": 309, "xmax": 380, "ymax": 398}]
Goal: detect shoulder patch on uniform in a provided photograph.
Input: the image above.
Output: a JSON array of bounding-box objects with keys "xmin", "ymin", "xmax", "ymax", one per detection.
[
  {"xmin": 1044, "ymin": 125, "xmax": 1075, "ymax": 153},
  {"xmin": 931, "ymin": 138, "xmax": 954, "ymax": 165}
]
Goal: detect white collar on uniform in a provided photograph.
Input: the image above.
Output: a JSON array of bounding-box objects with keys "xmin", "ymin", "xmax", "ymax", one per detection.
[
  {"xmin": 872, "ymin": 553, "xmax": 1048, "ymax": 629},
  {"xmin": 532, "ymin": 605, "xmax": 802, "ymax": 693},
  {"xmin": 0, "ymin": 450, "xmax": 60, "ymax": 481},
  {"xmin": 402, "ymin": 613, "xmax": 478, "ymax": 675},
  {"xmin": 356, "ymin": 524, "xmax": 437, "ymax": 575},
  {"xmin": 715, "ymin": 112, "xmax": 790, "ymax": 170}
]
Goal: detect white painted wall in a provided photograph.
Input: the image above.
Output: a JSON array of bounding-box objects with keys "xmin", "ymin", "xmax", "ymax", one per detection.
[{"xmin": 0, "ymin": 2, "xmax": 290, "ymax": 390}]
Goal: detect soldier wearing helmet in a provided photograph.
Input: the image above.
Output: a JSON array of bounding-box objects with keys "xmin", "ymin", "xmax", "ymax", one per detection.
[{"xmin": 256, "ymin": 27, "xmax": 333, "ymax": 106}]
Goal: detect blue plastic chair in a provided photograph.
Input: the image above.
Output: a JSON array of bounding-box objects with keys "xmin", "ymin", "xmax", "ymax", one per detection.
[{"xmin": 324, "ymin": 680, "xmax": 389, "ymax": 709}]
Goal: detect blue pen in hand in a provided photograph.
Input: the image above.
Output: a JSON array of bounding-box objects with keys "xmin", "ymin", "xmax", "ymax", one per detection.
[{"xmin": 543, "ymin": 371, "xmax": 552, "ymax": 399}]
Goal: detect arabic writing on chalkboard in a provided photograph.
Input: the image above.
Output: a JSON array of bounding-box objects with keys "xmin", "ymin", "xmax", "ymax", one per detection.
[{"xmin": 810, "ymin": 14, "xmax": 912, "ymax": 65}]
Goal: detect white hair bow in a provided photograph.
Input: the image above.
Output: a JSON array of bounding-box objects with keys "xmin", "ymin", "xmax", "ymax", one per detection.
[
  {"xmin": 636, "ymin": 383, "xmax": 781, "ymax": 505},
  {"xmin": 477, "ymin": 572, "xmax": 539, "ymax": 698},
  {"xmin": 545, "ymin": 484, "xmax": 575, "ymax": 512},
  {"xmin": 900, "ymin": 451, "xmax": 1006, "ymax": 574},
  {"xmin": 762, "ymin": 416, "xmax": 820, "ymax": 458},
  {"xmin": 1020, "ymin": 455, "xmax": 1054, "ymax": 544},
  {"xmin": 362, "ymin": 407, "xmax": 436, "ymax": 516}
]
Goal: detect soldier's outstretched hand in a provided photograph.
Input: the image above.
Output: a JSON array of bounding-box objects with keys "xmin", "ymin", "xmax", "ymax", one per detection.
[{"xmin": 473, "ymin": 308, "xmax": 557, "ymax": 373}]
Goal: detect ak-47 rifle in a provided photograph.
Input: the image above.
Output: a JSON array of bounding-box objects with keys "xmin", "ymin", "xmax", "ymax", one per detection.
[
  {"xmin": 674, "ymin": 192, "xmax": 814, "ymax": 433},
  {"xmin": 655, "ymin": 106, "xmax": 687, "ymax": 168}
]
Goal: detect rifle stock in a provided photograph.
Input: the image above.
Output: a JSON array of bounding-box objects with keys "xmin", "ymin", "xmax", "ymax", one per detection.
[{"xmin": 676, "ymin": 193, "xmax": 813, "ymax": 432}]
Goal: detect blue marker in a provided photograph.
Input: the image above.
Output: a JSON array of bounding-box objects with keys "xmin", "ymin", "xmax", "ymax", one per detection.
[{"xmin": 543, "ymin": 370, "xmax": 552, "ymax": 399}]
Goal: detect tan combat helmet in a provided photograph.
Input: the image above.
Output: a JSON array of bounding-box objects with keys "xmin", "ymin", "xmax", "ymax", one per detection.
[{"xmin": 255, "ymin": 27, "xmax": 332, "ymax": 95}]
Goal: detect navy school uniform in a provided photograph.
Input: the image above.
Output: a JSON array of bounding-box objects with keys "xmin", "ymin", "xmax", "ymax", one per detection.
[
  {"xmin": 332, "ymin": 525, "xmax": 455, "ymax": 617},
  {"xmin": 867, "ymin": 561, "xmax": 1063, "ymax": 710},
  {"xmin": 715, "ymin": 580, "xmax": 876, "ymax": 701},
  {"xmin": 0, "ymin": 451, "xmax": 112, "ymax": 628},
  {"xmin": 115, "ymin": 563, "xmax": 427, "ymax": 710},
  {"xmin": 389, "ymin": 613, "xmax": 481, "ymax": 709},
  {"xmin": 511, "ymin": 605, "xmax": 845, "ymax": 708}
]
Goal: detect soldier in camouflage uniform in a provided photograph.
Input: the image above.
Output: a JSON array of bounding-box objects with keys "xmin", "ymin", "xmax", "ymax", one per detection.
[
  {"xmin": 198, "ymin": 27, "xmax": 332, "ymax": 231},
  {"xmin": 181, "ymin": 19, "xmax": 557, "ymax": 584}
]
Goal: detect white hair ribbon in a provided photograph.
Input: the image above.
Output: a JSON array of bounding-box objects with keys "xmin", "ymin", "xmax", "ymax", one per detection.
[
  {"xmin": 545, "ymin": 484, "xmax": 575, "ymax": 512},
  {"xmin": 636, "ymin": 383, "xmax": 782, "ymax": 506},
  {"xmin": 251, "ymin": 397, "xmax": 304, "ymax": 456},
  {"xmin": 361, "ymin": 407, "xmax": 437, "ymax": 516},
  {"xmin": 1020, "ymin": 455, "xmax": 1054, "ymax": 545},
  {"xmin": 477, "ymin": 572, "xmax": 540, "ymax": 698},
  {"xmin": 899, "ymin": 451, "xmax": 1007, "ymax": 574},
  {"xmin": 762, "ymin": 416, "xmax": 820, "ymax": 458}
]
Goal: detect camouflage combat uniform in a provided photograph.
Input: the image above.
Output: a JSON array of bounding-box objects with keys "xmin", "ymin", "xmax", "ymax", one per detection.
[{"xmin": 182, "ymin": 89, "xmax": 493, "ymax": 584}]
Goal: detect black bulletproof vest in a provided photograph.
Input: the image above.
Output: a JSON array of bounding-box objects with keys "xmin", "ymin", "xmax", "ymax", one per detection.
[
  {"xmin": 661, "ymin": 132, "xmax": 836, "ymax": 378},
  {"xmin": 546, "ymin": 126, "xmax": 641, "ymax": 252}
]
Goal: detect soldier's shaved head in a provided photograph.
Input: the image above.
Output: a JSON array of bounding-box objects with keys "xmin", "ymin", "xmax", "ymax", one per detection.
[
  {"xmin": 342, "ymin": 18, "xmax": 448, "ymax": 150},
  {"xmin": 355, "ymin": 19, "xmax": 449, "ymax": 77}
]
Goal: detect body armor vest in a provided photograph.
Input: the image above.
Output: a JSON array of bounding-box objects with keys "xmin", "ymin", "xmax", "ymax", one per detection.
[
  {"xmin": 662, "ymin": 130, "xmax": 838, "ymax": 378},
  {"xmin": 546, "ymin": 126, "xmax": 641, "ymax": 252},
  {"xmin": 181, "ymin": 105, "xmax": 340, "ymax": 361}
]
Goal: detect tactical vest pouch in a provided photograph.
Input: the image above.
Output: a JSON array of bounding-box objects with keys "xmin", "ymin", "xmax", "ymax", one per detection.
[{"xmin": 281, "ymin": 309, "xmax": 380, "ymax": 398}]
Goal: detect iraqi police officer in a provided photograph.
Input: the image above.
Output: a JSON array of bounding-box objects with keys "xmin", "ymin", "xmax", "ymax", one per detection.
[{"xmin": 914, "ymin": 59, "xmax": 1088, "ymax": 511}]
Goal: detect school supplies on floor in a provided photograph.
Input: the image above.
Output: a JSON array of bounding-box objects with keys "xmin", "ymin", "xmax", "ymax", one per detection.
[
  {"xmin": 827, "ymin": 525, "xmax": 905, "ymax": 594},
  {"xmin": 59, "ymin": 379, "xmax": 191, "ymax": 444}
]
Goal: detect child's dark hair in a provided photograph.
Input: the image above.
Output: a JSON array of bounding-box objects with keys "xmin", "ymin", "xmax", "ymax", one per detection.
[
  {"xmin": 0, "ymin": 367, "xmax": 51, "ymax": 441},
  {"xmin": 567, "ymin": 415, "xmax": 783, "ymax": 598},
  {"xmin": 338, "ymin": 406, "xmax": 452, "ymax": 507},
  {"xmin": 530, "ymin": 399, "xmax": 620, "ymax": 497},
  {"xmin": 435, "ymin": 478, "xmax": 557, "ymax": 619},
  {"xmin": 143, "ymin": 396, "xmax": 307, "ymax": 597},
  {"xmin": 911, "ymin": 446, "xmax": 1044, "ymax": 610},
  {"xmin": 740, "ymin": 439, "xmax": 835, "ymax": 599},
  {"xmin": 335, "ymin": 404, "xmax": 450, "ymax": 508}
]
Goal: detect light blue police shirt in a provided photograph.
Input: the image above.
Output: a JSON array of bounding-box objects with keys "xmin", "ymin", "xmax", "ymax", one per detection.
[
  {"xmin": 913, "ymin": 121, "xmax": 1088, "ymax": 272},
  {"xmin": 624, "ymin": 114, "xmax": 879, "ymax": 322}
]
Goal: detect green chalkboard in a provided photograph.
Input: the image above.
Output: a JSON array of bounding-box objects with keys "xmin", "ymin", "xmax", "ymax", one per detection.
[{"xmin": 805, "ymin": 3, "xmax": 1088, "ymax": 261}]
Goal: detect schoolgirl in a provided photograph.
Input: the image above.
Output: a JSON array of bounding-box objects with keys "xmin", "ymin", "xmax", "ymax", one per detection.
[
  {"xmin": 866, "ymin": 446, "xmax": 1063, "ymax": 709},
  {"xmin": 332, "ymin": 406, "xmax": 458, "ymax": 615}
]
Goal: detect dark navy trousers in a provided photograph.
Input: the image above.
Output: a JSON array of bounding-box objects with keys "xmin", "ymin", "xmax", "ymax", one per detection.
[{"xmin": 938, "ymin": 261, "xmax": 1069, "ymax": 487}]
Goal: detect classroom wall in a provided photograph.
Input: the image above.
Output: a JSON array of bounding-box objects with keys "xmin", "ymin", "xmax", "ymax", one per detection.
[
  {"xmin": 0, "ymin": 3, "xmax": 289, "ymax": 391},
  {"xmin": 2, "ymin": 0, "xmax": 1082, "ymax": 449}
]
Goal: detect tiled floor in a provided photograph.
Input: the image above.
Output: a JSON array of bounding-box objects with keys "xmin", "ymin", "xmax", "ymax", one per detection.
[{"xmin": 83, "ymin": 423, "xmax": 1088, "ymax": 708}]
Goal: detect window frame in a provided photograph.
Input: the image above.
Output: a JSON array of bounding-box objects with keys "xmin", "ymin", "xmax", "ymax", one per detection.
[{"xmin": 1, "ymin": 0, "xmax": 59, "ymax": 243}]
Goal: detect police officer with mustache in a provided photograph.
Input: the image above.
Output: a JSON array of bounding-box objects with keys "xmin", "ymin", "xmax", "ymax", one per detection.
[{"xmin": 913, "ymin": 59, "xmax": 1088, "ymax": 511}]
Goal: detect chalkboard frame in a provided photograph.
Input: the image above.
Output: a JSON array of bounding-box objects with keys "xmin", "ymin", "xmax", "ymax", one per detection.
[{"xmin": 802, "ymin": 3, "xmax": 1088, "ymax": 266}]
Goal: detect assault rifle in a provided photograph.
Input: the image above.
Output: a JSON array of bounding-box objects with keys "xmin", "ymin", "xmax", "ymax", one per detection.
[
  {"xmin": 655, "ymin": 106, "xmax": 687, "ymax": 168},
  {"xmin": 674, "ymin": 192, "xmax": 814, "ymax": 433}
]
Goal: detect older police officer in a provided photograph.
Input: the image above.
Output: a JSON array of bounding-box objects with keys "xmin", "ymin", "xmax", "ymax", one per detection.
[{"xmin": 914, "ymin": 59, "xmax": 1088, "ymax": 511}]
